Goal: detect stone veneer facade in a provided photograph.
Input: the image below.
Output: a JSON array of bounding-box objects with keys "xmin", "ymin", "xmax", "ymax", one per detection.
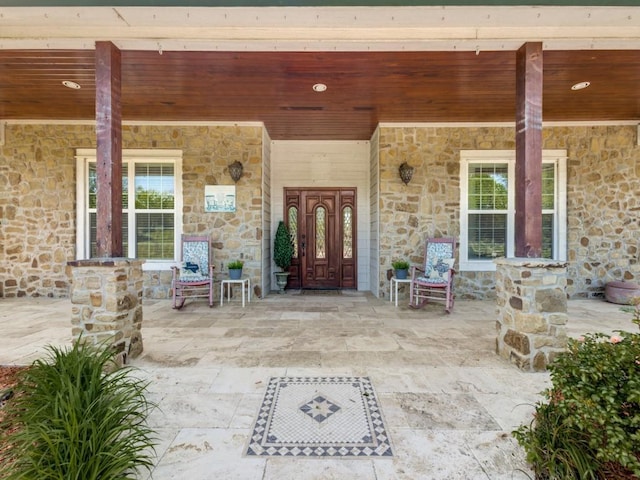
[
  {"xmin": 378, "ymin": 125, "xmax": 640, "ymax": 300},
  {"xmin": 1, "ymin": 123, "xmax": 638, "ymax": 300},
  {"xmin": 1, "ymin": 123, "xmax": 264, "ymax": 298},
  {"xmin": 494, "ymin": 258, "xmax": 569, "ymax": 372}
]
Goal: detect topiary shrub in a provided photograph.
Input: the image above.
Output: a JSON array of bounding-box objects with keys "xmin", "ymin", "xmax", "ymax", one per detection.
[
  {"xmin": 513, "ymin": 301, "xmax": 640, "ymax": 479},
  {"xmin": 0, "ymin": 340, "xmax": 156, "ymax": 480},
  {"xmin": 274, "ymin": 220, "xmax": 294, "ymax": 271}
]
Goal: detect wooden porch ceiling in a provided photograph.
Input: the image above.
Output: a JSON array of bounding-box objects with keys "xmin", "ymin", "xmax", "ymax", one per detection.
[{"xmin": 0, "ymin": 48, "xmax": 639, "ymax": 140}]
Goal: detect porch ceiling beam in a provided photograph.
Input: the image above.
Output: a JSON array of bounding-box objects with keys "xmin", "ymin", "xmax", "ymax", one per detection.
[
  {"xmin": 515, "ymin": 41, "xmax": 542, "ymax": 258},
  {"xmin": 95, "ymin": 40, "xmax": 123, "ymax": 258}
]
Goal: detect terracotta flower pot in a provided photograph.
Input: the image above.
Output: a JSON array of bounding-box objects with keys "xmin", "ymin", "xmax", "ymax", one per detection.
[{"xmin": 605, "ymin": 281, "xmax": 640, "ymax": 305}]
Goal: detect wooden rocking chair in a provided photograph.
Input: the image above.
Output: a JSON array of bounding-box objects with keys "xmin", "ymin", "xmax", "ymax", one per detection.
[
  {"xmin": 409, "ymin": 237, "xmax": 456, "ymax": 313},
  {"xmin": 171, "ymin": 235, "xmax": 215, "ymax": 309}
]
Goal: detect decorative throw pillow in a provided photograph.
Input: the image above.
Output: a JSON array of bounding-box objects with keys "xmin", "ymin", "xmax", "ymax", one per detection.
[
  {"xmin": 425, "ymin": 257, "xmax": 455, "ymax": 282},
  {"xmin": 179, "ymin": 261, "xmax": 201, "ymax": 279},
  {"xmin": 184, "ymin": 261, "xmax": 199, "ymax": 273}
]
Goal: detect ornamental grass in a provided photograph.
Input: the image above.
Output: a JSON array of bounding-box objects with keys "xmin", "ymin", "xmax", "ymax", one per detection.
[{"xmin": 0, "ymin": 341, "xmax": 156, "ymax": 480}]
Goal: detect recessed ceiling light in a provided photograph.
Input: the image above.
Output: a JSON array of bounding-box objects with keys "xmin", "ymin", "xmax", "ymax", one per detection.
[
  {"xmin": 312, "ymin": 83, "xmax": 327, "ymax": 92},
  {"xmin": 571, "ymin": 81, "xmax": 591, "ymax": 91},
  {"xmin": 62, "ymin": 80, "xmax": 81, "ymax": 89}
]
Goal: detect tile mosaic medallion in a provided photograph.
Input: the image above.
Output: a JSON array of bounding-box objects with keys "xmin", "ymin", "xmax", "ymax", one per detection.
[{"xmin": 245, "ymin": 376, "xmax": 393, "ymax": 458}]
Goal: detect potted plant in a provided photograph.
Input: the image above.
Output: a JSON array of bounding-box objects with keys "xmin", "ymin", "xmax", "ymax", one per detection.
[
  {"xmin": 392, "ymin": 259, "xmax": 410, "ymax": 279},
  {"xmin": 228, "ymin": 260, "xmax": 244, "ymax": 280},
  {"xmin": 274, "ymin": 220, "xmax": 294, "ymax": 293}
]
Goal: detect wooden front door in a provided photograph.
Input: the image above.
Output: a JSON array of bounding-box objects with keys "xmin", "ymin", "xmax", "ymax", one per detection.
[{"xmin": 284, "ymin": 188, "xmax": 357, "ymax": 290}]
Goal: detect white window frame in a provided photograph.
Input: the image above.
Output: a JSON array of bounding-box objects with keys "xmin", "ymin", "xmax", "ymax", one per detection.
[
  {"xmin": 75, "ymin": 148, "xmax": 183, "ymax": 271},
  {"xmin": 459, "ymin": 149, "xmax": 567, "ymax": 272}
]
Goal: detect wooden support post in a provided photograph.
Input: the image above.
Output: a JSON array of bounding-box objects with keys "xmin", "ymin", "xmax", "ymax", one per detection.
[
  {"xmin": 515, "ymin": 42, "xmax": 543, "ymax": 258},
  {"xmin": 95, "ymin": 41, "xmax": 123, "ymax": 258}
]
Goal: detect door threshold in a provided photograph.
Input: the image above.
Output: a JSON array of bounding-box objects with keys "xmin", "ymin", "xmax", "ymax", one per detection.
[{"xmin": 300, "ymin": 289, "xmax": 343, "ymax": 295}]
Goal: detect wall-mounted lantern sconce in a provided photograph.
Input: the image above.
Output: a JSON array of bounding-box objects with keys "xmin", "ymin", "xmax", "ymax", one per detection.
[
  {"xmin": 228, "ymin": 160, "xmax": 243, "ymax": 183},
  {"xmin": 399, "ymin": 162, "xmax": 414, "ymax": 185}
]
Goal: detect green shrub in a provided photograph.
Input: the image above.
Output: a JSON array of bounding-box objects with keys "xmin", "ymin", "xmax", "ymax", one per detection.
[
  {"xmin": 0, "ymin": 341, "xmax": 156, "ymax": 480},
  {"xmin": 514, "ymin": 303, "xmax": 640, "ymax": 479},
  {"xmin": 392, "ymin": 260, "xmax": 409, "ymax": 270},
  {"xmin": 228, "ymin": 260, "xmax": 244, "ymax": 270},
  {"xmin": 513, "ymin": 392, "xmax": 601, "ymax": 479}
]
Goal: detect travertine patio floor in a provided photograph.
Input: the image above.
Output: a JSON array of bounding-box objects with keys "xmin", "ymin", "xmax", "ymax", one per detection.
[{"xmin": 0, "ymin": 291, "xmax": 635, "ymax": 479}]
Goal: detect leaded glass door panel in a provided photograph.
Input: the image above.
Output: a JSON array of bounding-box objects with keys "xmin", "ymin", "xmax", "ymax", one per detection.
[{"xmin": 284, "ymin": 188, "xmax": 356, "ymax": 290}]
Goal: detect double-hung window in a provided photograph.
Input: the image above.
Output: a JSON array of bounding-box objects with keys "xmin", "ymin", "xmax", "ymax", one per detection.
[
  {"xmin": 75, "ymin": 149, "xmax": 183, "ymax": 269},
  {"xmin": 459, "ymin": 150, "xmax": 566, "ymax": 271}
]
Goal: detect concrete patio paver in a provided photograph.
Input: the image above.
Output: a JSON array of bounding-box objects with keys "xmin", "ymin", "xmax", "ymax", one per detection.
[{"xmin": 1, "ymin": 292, "xmax": 636, "ymax": 479}]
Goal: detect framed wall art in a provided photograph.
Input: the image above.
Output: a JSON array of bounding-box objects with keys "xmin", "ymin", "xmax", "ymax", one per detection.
[{"xmin": 205, "ymin": 185, "xmax": 236, "ymax": 212}]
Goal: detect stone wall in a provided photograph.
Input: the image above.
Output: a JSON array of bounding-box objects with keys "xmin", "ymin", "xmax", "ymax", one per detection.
[
  {"xmin": 0, "ymin": 123, "xmax": 264, "ymax": 298},
  {"xmin": 1, "ymin": 124, "xmax": 91, "ymax": 297},
  {"xmin": 564, "ymin": 126, "xmax": 640, "ymax": 298},
  {"xmin": 378, "ymin": 124, "xmax": 640, "ymax": 300},
  {"xmin": 172, "ymin": 124, "xmax": 264, "ymax": 298},
  {"xmin": 2, "ymin": 123, "xmax": 637, "ymax": 299}
]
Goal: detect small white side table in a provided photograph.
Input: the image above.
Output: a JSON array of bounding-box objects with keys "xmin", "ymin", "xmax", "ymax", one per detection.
[
  {"xmin": 389, "ymin": 276, "xmax": 412, "ymax": 307},
  {"xmin": 220, "ymin": 277, "xmax": 251, "ymax": 307}
]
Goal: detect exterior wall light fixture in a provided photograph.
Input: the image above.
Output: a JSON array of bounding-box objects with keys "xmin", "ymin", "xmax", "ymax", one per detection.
[
  {"xmin": 228, "ymin": 160, "xmax": 243, "ymax": 183},
  {"xmin": 399, "ymin": 162, "xmax": 414, "ymax": 185}
]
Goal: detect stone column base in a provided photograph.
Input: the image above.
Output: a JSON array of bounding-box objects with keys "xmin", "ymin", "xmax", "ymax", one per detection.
[
  {"xmin": 68, "ymin": 258, "xmax": 144, "ymax": 366},
  {"xmin": 495, "ymin": 258, "xmax": 568, "ymax": 372}
]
